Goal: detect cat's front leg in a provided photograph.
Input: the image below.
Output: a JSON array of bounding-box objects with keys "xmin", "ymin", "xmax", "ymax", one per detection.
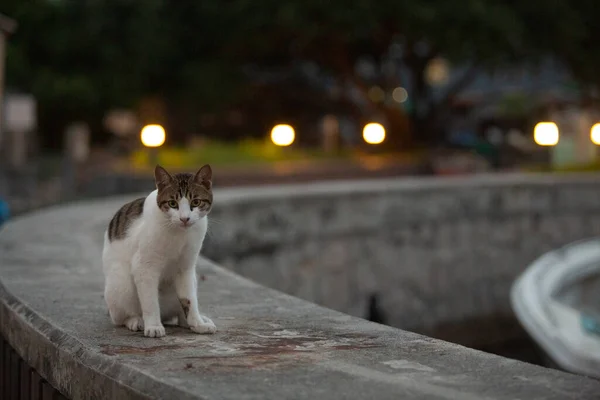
[
  {"xmin": 133, "ymin": 253, "xmax": 165, "ymax": 338},
  {"xmin": 175, "ymin": 260, "xmax": 216, "ymax": 334}
]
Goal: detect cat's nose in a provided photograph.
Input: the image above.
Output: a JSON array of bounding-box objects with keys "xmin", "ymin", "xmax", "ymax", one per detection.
[{"xmin": 180, "ymin": 217, "xmax": 190, "ymax": 223}]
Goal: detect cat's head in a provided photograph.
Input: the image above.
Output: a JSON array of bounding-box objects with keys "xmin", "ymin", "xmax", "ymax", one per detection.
[{"xmin": 154, "ymin": 164, "xmax": 213, "ymax": 228}]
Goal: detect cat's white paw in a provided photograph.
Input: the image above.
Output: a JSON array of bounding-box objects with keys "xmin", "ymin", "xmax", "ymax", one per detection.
[
  {"xmin": 144, "ymin": 324, "xmax": 166, "ymax": 338},
  {"xmin": 125, "ymin": 316, "xmax": 143, "ymax": 332},
  {"xmin": 189, "ymin": 314, "xmax": 217, "ymax": 334}
]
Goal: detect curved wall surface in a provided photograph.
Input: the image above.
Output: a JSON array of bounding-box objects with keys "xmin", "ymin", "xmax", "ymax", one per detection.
[
  {"xmin": 204, "ymin": 173, "xmax": 600, "ymax": 345},
  {"xmin": 2, "ymin": 173, "xmax": 600, "ymax": 399}
]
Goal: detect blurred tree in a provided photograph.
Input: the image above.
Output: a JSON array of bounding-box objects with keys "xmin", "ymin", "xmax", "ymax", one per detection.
[
  {"xmin": 5, "ymin": 0, "xmax": 93, "ymax": 148},
  {"xmin": 217, "ymin": 0, "xmax": 592, "ymax": 146},
  {"xmin": 4, "ymin": 0, "xmax": 168, "ymax": 148},
  {"xmin": 3, "ymin": 0, "xmax": 232, "ymax": 147},
  {"xmin": 539, "ymin": 0, "xmax": 600, "ymax": 93},
  {"xmin": 2, "ymin": 0, "xmax": 598, "ymax": 149}
]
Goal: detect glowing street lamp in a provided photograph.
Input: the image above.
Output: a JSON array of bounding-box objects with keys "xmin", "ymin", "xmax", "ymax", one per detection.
[
  {"xmin": 591, "ymin": 123, "xmax": 600, "ymax": 145},
  {"xmin": 271, "ymin": 124, "xmax": 295, "ymax": 146},
  {"xmin": 363, "ymin": 122, "xmax": 385, "ymax": 145},
  {"xmin": 140, "ymin": 124, "xmax": 166, "ymax": 148},
  {"xmin": 533, "ymin": 122, "xmax": 559, "ymax": 146},
  {"xmin": 140, "ymin": 124, "xmax": 165, "ymax": 167}
]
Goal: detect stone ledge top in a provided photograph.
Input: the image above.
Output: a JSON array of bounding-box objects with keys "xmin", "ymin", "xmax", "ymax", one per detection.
[
  {"xmin": 1, "ymin": 192, "xmax": 600, "ymax": 400},
  {"xmin": 212, "ymin": 172, "xmax": 600, "ymax": 202}
]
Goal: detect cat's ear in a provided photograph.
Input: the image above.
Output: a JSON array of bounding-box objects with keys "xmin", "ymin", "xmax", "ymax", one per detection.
[
  {"xmin": 154, "ymin": 165, "xmax": 173, "ymax": 191},
  {"xmin": 194, "ymin": 164, "xmax": 212, "ymax": 189}
]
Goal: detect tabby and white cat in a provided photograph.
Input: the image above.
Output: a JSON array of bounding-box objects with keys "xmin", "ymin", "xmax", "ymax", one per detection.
[{"xmin": 102, "ymin": 164, "xmax": 216, "ymax": 337}]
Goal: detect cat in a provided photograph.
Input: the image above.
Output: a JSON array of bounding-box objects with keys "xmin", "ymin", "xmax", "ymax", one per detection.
[{"xmin": 102, "ymin": 164, "xmax": 217, "ymax": 338}]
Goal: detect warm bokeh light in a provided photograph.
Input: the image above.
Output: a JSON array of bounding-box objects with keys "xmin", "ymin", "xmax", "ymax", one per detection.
[
  {"xmin": 363, "ymin": 122, "xmax": 386, "ymax": 144},
  {"xmin": 425, "ymin": 57, "xmax": 450, "ymax": 86},
  {"xmin": 392, "ymin": 87, "xmax": 408, "ymax": 103},
  {"xmin": 533, "ymin": 122, "xmax": 559, "ymax": 146},
  {"xmin": 271, "ymin": 124, "xmax": 295, "ymax": 146},
  {"xmin": 140, "ymin": 124, "xmax": 166, "ymax": 147},
  {"xmin": 591, "ymin": 123, "xmax": 600, "ymax": 145}
]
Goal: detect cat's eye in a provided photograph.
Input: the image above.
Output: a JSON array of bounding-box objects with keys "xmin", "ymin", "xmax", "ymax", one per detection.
[
  {"xmin": 190, "ymin": 199, "xmax": 202, "ymax": 208},
  {"xmin": 167, "ymin": 200, "xmax": 178, "ymax": 209}
]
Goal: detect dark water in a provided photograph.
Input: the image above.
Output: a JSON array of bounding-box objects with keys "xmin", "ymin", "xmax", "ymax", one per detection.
[
  {"xmin": 429, "ymin": 314, "xmax": 550, "ymax": 368},
  {"xmin": 365, "ymin": 295, "xmax": 550, "ymax": 368},
  {"xmin": 475, "ymin": 332, "xmax": 547, "ymax": 366}
]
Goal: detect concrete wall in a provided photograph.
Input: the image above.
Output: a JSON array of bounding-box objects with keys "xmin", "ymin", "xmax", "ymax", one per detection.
[
  {"xmin": 3, "ymin": 194, "xmax": 600, "ymax": 399},
  {"xmin": 204, "ymin": 173, "xmax": 600, "ymax": 346}
]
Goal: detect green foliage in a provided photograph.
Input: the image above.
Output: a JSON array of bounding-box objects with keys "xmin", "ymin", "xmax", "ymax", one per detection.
[{"xmin": 129, "ymin": 139, "xmax": 352, "ymax": 170}]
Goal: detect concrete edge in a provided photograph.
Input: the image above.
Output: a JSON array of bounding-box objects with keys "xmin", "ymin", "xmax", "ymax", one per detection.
[
  {"xmin": 3, "ymin": 176, "xmax": 600, "ymax": 399},
  {"xmin": 0, "ymin": 279, "xmax": 196, "ymax": 400},
  {"xmin": 211, "ymin": 172, "xmax": 600, "ymax": 202},
  {"xmin": 0, "ymin": 242, "xmax": 415, "ymax": 400},
  {"xmin": 0, "ymin": 253, "xmax": 286, "ymax": 399}
]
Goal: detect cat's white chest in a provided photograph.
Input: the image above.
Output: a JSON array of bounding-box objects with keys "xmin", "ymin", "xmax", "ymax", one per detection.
[{"xmin": 135, "ymin": 217, "xmax": 206, "ymax": 264}]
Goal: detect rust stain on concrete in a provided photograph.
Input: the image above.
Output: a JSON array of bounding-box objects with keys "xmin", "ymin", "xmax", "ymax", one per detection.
[
  {"xmin": 100, "ymin": 344, "xmax": 183, "ymax": 356},
  {"xmin": 181, "ymin": 330, "xmax": 380, "ymax": 372}
]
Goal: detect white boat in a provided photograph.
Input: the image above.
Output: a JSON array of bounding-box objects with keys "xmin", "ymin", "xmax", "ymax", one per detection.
[{"xmin": 511, "ymin": 238, "xmax": 600, "ymax": 378}]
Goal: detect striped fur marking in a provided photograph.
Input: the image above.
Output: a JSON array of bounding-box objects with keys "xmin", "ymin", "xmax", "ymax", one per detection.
[{"xmin": 107, "ymin": 197, "xmax": 145, "ymax": 242}]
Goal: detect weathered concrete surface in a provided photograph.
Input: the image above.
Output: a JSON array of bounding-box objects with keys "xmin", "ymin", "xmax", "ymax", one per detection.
[
  {"xmin": 1, "ymin": 192, "xmax": 600, "ymax": 399},
  {"xmin": 203, "ymin": 173, "xmax": 600, "ymax": 346}
]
